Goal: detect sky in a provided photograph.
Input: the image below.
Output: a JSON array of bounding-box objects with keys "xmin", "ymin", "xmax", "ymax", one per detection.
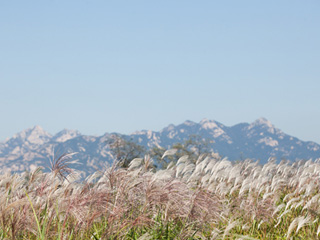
[{"xmin": 0, "ymin": 1, "xmax": 320, "ymax": 143}]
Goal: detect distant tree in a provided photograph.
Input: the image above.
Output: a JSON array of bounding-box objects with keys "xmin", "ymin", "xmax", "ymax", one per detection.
[
  {"xmin": 106, "ymin": 135, "xmax": 146, "ymax": 168},
  {"xmin": 172, "ymin": 134, "xmax": 213, "ymax": 161},
  {"xmin": 149, "ymin": 134, "xmax": 214, "ymax": 168},
  {"xmin": 148, "ymin": 146, "xmax": 167, "ymax": 168}
]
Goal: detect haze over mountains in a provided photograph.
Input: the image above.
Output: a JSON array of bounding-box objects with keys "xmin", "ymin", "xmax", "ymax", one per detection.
[{"xmin": 1, "ymin": 118, "xmax": 319, "ymax": 176}]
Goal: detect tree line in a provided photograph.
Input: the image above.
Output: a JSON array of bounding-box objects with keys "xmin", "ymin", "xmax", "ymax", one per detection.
[{"xmin": 106, "ymin": 134, "xmax": 214, "ymax": 169}]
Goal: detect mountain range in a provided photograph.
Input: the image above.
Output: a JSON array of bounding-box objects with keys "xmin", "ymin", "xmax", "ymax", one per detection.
[{"xmin": 1, "ymin": 118, "xmax": 319, "ymax": 176}]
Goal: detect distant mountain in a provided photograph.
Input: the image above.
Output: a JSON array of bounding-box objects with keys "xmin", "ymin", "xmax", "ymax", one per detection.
[{"xmin": 1, "ymin": 118, "xmax": 319, "ymax": 176}]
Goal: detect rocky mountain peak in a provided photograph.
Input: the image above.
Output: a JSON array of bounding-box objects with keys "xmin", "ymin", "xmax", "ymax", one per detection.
[
  {"xmin": 183, "ymin": 120, "xmax": 196, "ymax": 126},
  {"xmin": 53, "ymin": 129, "xmax": 81, "ymax": 142},
  {"xmin": 252, "ymin": 117, "xmax": 274, "ymax": 128},
  {"xmin": 200, "ymin": 118, "xmax": 219, "ymax": 130},
  {"xmin": 161, "ymin": 124, "xmax": 175, "ymax": 133},
  {"xmin": 10, "ymin": 125, "xmax": 52, "ymax": 145},
  {"xmin": 246, "ymin": 118, "xmax": 276, "ymax": 133}
]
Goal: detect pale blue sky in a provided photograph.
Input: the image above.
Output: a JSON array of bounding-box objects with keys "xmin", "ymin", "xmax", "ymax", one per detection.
[{"xmin": 1, "ymin": 1, "xmax": 320, "ymax": 143}]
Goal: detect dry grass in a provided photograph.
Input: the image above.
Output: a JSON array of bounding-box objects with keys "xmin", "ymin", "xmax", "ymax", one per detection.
[{"xmin": 1, "ymin": 153, "xmax": 320, "ymax": 239}]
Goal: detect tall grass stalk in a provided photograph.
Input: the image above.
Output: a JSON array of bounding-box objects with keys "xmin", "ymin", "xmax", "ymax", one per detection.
[
  {"xmin": 0, "ymin": 152, "xmax": 319, "ymax": 239},
  {"xmin": 25, "ymin": 190, "xmax": 45, "ymax": 240}
]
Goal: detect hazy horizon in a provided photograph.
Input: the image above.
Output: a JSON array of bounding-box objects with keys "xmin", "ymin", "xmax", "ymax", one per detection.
[{"xmin": 1, "ymin": 1, "xmax": 319, "ymax": 143}]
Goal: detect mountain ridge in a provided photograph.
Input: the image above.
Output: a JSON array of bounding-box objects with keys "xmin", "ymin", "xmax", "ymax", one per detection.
[{"xmin": 1, "ymin": 118, "xmax": 319, "ymax": 176}]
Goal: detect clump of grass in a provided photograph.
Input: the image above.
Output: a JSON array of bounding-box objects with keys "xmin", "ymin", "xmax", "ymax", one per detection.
[
  {"xmin": 49, "ymin": 152, "xmax": 79, "ymax": 180},
  {"xmin": 1, "ymin": 152, "xmax": 320, "ymax": 239}
]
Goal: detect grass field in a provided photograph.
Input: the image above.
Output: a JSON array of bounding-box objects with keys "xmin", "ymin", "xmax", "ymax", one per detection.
[{"xmin": 1, "ymin": 152, "xmax": 320, "ymax": 239}]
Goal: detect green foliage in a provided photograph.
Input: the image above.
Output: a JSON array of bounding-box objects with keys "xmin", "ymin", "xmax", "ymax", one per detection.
[
  {"xmin": 107, "ymin": 134, "xmax": 146, "ymax": 168},
  {"xmin": 150, "ymin": 134, "xmax": 213, "ymax": 168}
]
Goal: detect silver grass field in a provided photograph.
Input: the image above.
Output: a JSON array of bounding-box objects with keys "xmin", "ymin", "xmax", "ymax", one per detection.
[{"xmin": 1, "ymin": 151, "xmax": 320, "ymax": 239}]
